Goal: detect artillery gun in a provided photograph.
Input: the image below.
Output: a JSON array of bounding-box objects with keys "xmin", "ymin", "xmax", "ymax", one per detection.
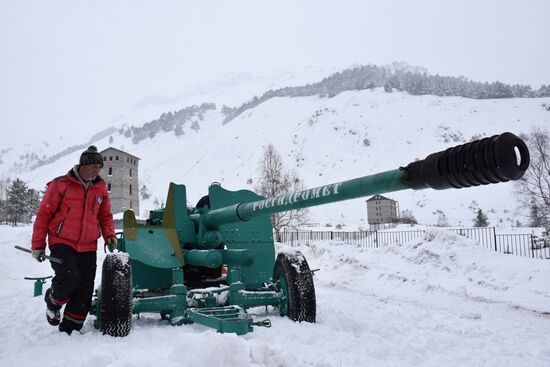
[{"xmin": 90, "ymin": 132, "xmax": 529, "ymax": 336}]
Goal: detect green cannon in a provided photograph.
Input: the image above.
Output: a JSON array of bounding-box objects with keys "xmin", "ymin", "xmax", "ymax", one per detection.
[{"xmin": 90, "ymin": 132, "xmax": 529, "ymax": 336}]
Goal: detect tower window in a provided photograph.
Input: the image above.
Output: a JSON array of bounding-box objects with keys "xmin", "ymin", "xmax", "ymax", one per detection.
[
  {"xmin": 107, "ymin": 183, "xmax": 111, "ymax": 192},
  {"xmin": 108, "ymin": 167, "xmax": 113, "ymax": 176},
  {"xmin": 129, "ymin": 184, "xmax": 132, "ymax": 195}
]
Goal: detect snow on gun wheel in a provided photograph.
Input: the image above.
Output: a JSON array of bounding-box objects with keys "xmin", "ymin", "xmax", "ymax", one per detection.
[
  {"xmin": 273, "ymin": 251, "xmax": 316, "ymax": 322},
  {"xmin": 99, "ymin": 253, "xmax": 132, "ymax": 337}
]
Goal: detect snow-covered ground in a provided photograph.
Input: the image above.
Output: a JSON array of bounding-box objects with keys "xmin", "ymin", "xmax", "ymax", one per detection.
[{"xmin": 1, "ymin": 225, "xmax": 549, "ymax": 367}]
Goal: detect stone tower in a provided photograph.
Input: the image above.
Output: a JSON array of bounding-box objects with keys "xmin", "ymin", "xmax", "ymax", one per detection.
[{"xmin": 99, "ymin": 147, "xmax": 140, "ymax": 215}]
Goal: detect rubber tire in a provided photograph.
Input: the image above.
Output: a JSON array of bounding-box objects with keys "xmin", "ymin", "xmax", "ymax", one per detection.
[
  {"xmin": 100, "ymin": 254, "xmax": 133, "ymax": 337},
  {"xmin": 273, "ymin": 251, "xmax": 316, "ymax": 322}
]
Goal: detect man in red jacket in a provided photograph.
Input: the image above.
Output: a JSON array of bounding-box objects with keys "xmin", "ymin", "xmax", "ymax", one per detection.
[{"xmin": 31, "ymin": 145, "xmax": 117, "ymax": 334}]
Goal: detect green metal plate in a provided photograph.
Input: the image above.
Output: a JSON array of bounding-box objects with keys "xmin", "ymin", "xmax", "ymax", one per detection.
[
  {"xmin": 208, "ymin": 184, "xmax": 276, "ymax": 289},
  {"xmin": 125, "ymin": 227, "xmax": 182, "ymax": 269},
  {"xmin": 130, "ymin": 260, "xmax": 173, "ymax": 289}
]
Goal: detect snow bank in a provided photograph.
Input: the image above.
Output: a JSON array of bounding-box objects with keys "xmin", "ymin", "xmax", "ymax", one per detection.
[{"xmin": 297, "ymin": 229, "xmax": 550, "ymax": 314}]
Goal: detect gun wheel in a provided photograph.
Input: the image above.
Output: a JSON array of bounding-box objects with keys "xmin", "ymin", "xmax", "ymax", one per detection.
[
  {"xmin": 273, "ymin": 251, "xmax": 316, "ymax": 322},
  {"xmin": 99, "ymin": 254, "xmax": 133, "ymax": 337}
]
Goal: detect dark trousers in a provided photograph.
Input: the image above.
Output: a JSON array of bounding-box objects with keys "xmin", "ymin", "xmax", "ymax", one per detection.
[{"xmin": 49, "ymin": 244, "xmax": 97, "ymax": 332}]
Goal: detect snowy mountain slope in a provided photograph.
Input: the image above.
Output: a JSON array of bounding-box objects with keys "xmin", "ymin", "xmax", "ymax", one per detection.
[
  {"xmin": 0, "ymin": 67, "xmax": 336, "ymax": 173},
  {"xmin": 115, "ymin": 66, "xmax": 344, "ymax": 140},
  {"xmin": 14, "ymin": 89, "xmax": 550, "ymax": 229},
  {"xmin": 1, "ymin": 226, "xmax": 549, "ymax": 367},
  {"xmin": 10, "ymin": 88, "xmax": 550, "ymax": 228}
]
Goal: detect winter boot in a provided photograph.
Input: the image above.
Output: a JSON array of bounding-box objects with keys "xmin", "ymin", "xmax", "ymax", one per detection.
[
  {"xmin": 59, "ymin": 317, "xmax": 83, "ymax": 335},
  {"xmin": 44, "ymin": 288, "xmax": 62, "ymax": 326}
]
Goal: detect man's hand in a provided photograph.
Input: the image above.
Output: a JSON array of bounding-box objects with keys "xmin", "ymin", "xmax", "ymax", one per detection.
[
  {"xmin": 32, "ymin": 249, "xmax": 46, "ymax": 262},
  {"xmin": 107, "ymin": 236, "xmax": 118, "ymax": 250}
]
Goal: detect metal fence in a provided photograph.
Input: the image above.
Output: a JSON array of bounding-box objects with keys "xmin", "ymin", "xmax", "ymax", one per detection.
[{"xmin": 278, "ymin": 227, "xmax": 550, "ymax": 260}]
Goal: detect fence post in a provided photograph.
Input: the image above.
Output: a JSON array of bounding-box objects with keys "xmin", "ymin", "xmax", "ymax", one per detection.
[
  {"xmin": 376, "ymin": 231, "xmax": 379, "ymax": 248},
  {"xmin": 493, "ymin": 227, "xmax": 498, "ymax": 252}
]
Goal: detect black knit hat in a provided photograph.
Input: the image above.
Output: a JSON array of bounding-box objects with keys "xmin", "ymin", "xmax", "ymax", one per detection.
[{"xmin": 79, "ymin": 146, "xmax": 104, "ymax": 167}]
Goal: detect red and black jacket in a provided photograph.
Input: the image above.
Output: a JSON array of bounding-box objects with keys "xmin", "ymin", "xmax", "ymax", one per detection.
[{"xmin": 32, "ymin": 169, "xmax": 115, "ymax": 252}]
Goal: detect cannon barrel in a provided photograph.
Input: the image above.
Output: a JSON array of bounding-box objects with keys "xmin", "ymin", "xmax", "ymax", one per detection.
[{"xmin": 204, "ymin": 132, "xmax": 529, "ymax": 227}]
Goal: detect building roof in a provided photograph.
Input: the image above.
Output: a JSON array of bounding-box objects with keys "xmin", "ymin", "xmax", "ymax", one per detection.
[
  {"xmin": 366, "ymin": 194, "xmax": 394, "ymax": 202},
  {"xmin": 100, "ymin": 147, "xmax": 140, "ymax": 160}
]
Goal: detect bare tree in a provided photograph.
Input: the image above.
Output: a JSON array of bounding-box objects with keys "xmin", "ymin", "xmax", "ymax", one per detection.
[
  {"xmin": 255, "ymin": 144, "xmax": 309, "ymax": 240},
  {"xmin": 516, "ymin": 127, "xmax": 550, "ymax": 227},
  {"xmin": 473, "ymin": 209, "xmax": 489, "ymax": 227},
  {"xmin": 399, "ymin": 209, "xmax": 417, "ymax": 225},
  {"xmin": 0, "ymin": 177, "xmax": 9, "ymax": 224},
  {"xmin": 435, "ymin": 210, "xmax": 449, "ymax": 227}
]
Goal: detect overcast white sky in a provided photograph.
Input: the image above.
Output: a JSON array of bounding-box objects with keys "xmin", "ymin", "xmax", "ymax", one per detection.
[{"xmin": 1, "ymin": 0, "xmax": 549, "ymax": 148}]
